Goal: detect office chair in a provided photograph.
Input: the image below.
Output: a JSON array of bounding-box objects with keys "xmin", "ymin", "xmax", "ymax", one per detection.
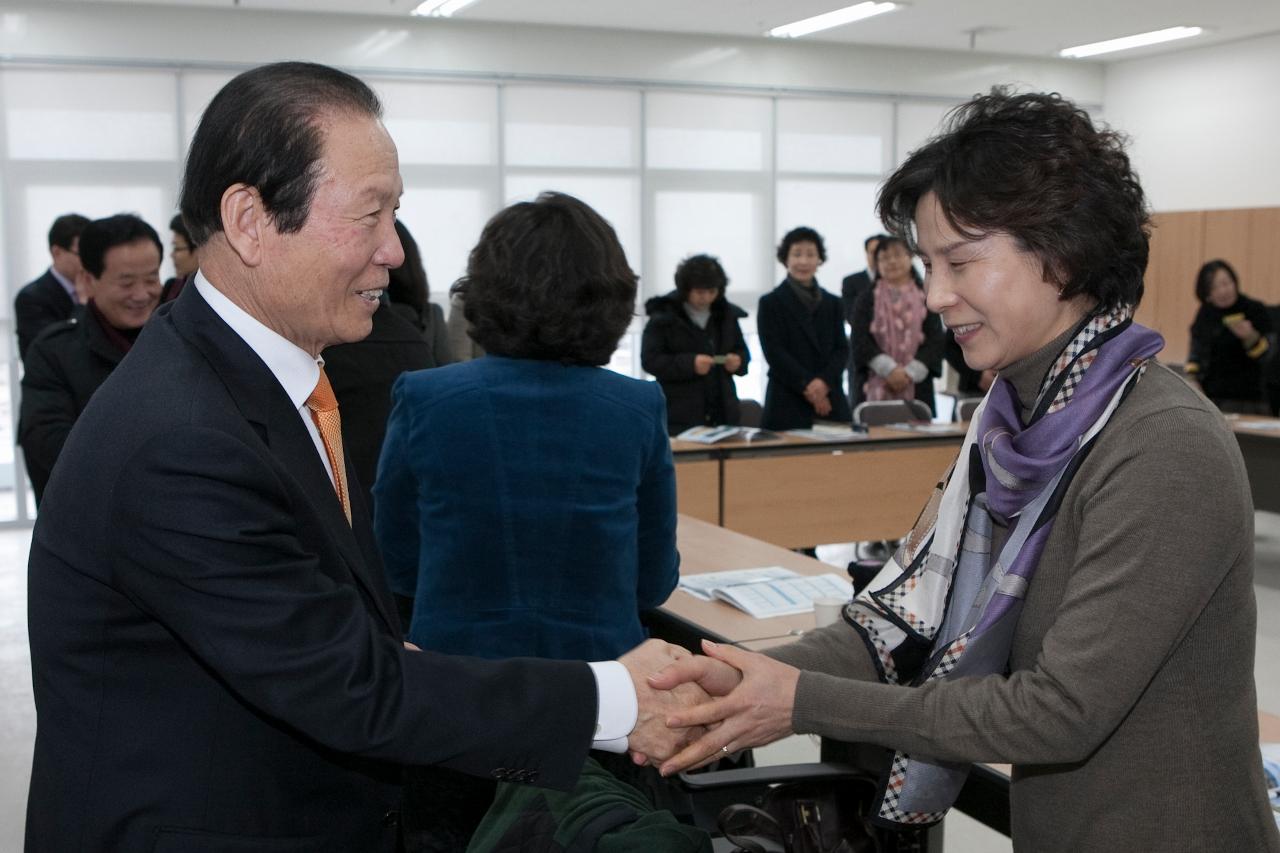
[
  {"xmin": 954, "ymin": 398, "xmax": 980, "ymax": 422},
  {"xmin": 739, "ymin": 399, "xmax": 764, "ymax": 428},
  {"xmin": 851, "ymin": 399, "xmax": 932, "ymax": 427}
]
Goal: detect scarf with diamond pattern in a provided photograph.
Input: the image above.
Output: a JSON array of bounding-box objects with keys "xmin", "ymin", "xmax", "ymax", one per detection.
[{"xmin": 843, "ymin": 305, "xmax": 1165, "ymax": 828}]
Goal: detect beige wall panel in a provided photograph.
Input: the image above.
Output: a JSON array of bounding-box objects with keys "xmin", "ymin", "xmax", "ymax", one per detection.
[
  {"xmin": 1145, "ymin": 211, "xmax": 1205, "ymax": 363},
  {"xmin": 1247, "ymin": 208, "xmax": 1280, "ymax": 305}
]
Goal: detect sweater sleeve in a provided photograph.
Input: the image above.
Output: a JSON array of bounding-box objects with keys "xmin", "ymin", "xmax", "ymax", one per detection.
[{"xmin": 786, "ymin": 403, "xmax": 1251, "ymax": 766}]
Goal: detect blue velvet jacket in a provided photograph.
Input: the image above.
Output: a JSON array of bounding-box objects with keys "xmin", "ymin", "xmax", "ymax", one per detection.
[{"xmin": 373, "ymin": 355, "xmax": 680, "ymax": 661}]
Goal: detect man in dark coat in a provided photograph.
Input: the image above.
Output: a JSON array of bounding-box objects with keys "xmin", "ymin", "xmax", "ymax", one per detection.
[
  {"xmin": 13, "ymin": 212, "xmax": 89, "ymax": 361},
  {"xmin": 17, "ymin": 213, "xmax": 163, "ymax": 504},
  {"xmin": 641, "ymin": 254, "xmax": 749, "ymax": 435},
  {"xmin": 841, "ymin": 233, "xmax": 886, "ymax": 406},
  {"xmin": 24, "ymin": 62, "xmax": 698, "ymax": 853}
]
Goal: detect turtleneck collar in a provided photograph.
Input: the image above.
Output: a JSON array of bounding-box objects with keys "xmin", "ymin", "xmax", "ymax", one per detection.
[{"xmin": 996, "ymin": 324, "xmax": 1079, "ymax": 424}]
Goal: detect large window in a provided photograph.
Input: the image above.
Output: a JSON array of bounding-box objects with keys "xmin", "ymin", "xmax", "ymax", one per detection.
[{"xmin": 0, "ymin": 60, "xmax": 953, "ymax": 522}]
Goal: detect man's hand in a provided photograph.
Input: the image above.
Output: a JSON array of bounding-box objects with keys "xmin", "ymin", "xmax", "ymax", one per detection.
[
  {"xmin": 723, "ymin": 353, "xmax": 743, "ymax": 373},
  {"xmin": 619, "ymin": 640, "xmax": 710, "ymax": 766},
  {"xmin": 648, "ymin": 640, "xmax": 800, "ymax": 777},
  {"xmin": 694, "ymin": 354, "xmax": 715, "ymax": 375}
]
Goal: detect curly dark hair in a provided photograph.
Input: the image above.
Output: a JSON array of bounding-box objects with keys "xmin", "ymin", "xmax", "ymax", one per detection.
[
  {"xmin": 457, "ymin": 192, "xmax": 637, "ymax": 366},
  {"xmin": 674, "ymin": 254, "xmax": 728, "ymax": 300},
  {"xmin": 1194, "ymin": 259, "xmax": 1239, "ymax": 304},
  {"xmin": 878, "ymin": 87, "xmax": 1150, "ymax": 311},
  {"xmin": 776, "ymin": 226, "xmax": 827, "ymax": 265}
]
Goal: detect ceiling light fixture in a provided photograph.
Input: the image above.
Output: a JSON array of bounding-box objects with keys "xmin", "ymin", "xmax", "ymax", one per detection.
[
  {"xmin": 410, "ymin": 0, "xmax": 478, "ymax": 17},
  {"xmin": 1059, "ymin": 25, "xmax": 1204, "ymax": 58},
  {"xmin": 767, "ymin": 2, "xmax": 900, "ymax": 39}
]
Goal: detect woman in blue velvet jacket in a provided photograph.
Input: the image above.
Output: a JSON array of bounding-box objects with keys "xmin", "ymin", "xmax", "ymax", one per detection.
[{"xmin": 373, "ymin": 192, "xmax": 680, "ymax": 664}]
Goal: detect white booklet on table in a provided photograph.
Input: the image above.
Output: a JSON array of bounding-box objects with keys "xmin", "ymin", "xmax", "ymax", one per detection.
[{"xmin": 678, "ymin": 566, "xmax": 853, "ymax": 619}]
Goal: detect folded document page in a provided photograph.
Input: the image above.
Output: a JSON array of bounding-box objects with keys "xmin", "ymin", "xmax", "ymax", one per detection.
[{"xmin": 678, "ymin": 566, "xmax": 853, "ymax": 619}]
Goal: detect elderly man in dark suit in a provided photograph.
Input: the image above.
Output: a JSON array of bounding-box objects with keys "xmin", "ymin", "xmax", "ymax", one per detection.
[
  {"xmin": 25, "ymin": 62, "xmax": 700, "ymax": 853},
  {"xmin": 13, "ymin": 213, "xmax": 89, "ymax": 361}
]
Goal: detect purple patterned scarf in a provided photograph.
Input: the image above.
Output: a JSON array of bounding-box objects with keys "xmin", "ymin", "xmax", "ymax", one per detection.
[{"xmin": 844, "ymin": 305, "xmax": 1164, "ymax": 827}]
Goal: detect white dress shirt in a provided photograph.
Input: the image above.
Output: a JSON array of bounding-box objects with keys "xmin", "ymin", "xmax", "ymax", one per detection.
[{"xmin": 194, "ymin": 272, "xmax": 638, "ymax": 752}]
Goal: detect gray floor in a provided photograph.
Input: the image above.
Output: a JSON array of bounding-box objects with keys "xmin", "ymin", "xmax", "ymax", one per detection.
[{"xmin": 3, "ymin": 516, "xmax": 1279, "ymax": 853}]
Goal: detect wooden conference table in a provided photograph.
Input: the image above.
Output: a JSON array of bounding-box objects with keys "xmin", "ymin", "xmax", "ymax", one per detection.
[
  {"xmin": 657, "ymin": 514, "xmax": 1280, "ymax": 837},
  {"xmin": 671, "ymin": 424, "xmax": 965, "ymax": 549},
  {"xmin": 1230, "ymin": 415, "xmax": 1280, "ymax": 514}
]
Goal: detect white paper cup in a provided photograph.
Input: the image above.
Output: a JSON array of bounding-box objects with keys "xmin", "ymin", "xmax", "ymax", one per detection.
[{"xmin": 813, "ymin": 596, "xmax": 847, "ymax": 628}]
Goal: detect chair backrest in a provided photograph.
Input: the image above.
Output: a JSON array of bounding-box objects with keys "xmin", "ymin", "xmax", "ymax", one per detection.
[
  {"xmin": 738, "ymin": 399, "xmax": 763, "ymax": 428},
  {"xmin": 852, "ymin": 399, "xmax": 930, "ymax": 427},
  {"xmin": 955, "ymin": 397, "xmax": 981, "ymax": 422}
]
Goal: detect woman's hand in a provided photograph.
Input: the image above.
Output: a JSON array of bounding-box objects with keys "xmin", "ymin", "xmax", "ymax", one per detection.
[
  {"xmin": 886, "ymin": 366, "xmax": 912, "ymax": 392},
  {"xmin": 1225, "ymin": 317, "xmax": 1257, "ymax": 342},
  {"xmin": 694, "ymin": 354, "xmax": 715, "ymax": 375},
  {"xmin": 647, "ymin": 640, "xmax": 800, "ymax": 776},
  {"xmin": 723, "ymin": 353, "xmax": 743, "ymax": 373}
]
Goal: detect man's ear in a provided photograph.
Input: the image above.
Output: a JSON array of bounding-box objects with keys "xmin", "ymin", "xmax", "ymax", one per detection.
[
  {"xmin": 75, "ymin": 269, "xmax": 95, "ymax": 303},
  {"xmin": 220, "ymin": 183, "xmax": 266, "ymax": 267}
]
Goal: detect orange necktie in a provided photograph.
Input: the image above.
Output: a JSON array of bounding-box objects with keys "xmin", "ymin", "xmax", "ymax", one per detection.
[{"xmin": 305, "ymin": 367, "xmax": 352, "ymax": 525}]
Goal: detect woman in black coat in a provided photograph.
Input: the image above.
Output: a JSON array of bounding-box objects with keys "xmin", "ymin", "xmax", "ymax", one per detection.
[
  {"xmin": 757, "ymin": 226, "xmax": 851, "ymax": 430},
  {"xmin": 1185, "ymin": 258, "xmax": 1273, "ymax": 413},
  {"xmin": 641, "ymin": 254, "xmax": 750, "ymax": 435}
]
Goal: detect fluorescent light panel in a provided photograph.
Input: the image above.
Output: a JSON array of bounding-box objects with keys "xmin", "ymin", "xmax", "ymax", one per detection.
[
  {"xmin": 411, "ymin": 0, "xmax": 478, "ymax": 17},
  {"xmin": 1059, "ymin": 25, "xmax": 1203, "ymax": 58},
  {"xmin": 767, "ymin": 2, "xmax": 900, "ymax": 39}
]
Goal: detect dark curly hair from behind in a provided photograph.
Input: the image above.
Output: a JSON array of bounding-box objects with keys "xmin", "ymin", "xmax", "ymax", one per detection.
[
  {"xmin": 458, "ymin": 192, "xmax": 637, "ymax": 366},
  {"xmin": 1194, "ymin": 259, "xmax": 1239, "ymax": 303},
  {"xmin": 674, "ymin": 254, "xmax": 728, "ymax": 300},
  {"xmin": 878, "ymin": 87, "xmax": 1150, "ymax": 311},
  {"xmin": 776, "ymin": 226, "xmax": 827, "ymax": 265}
]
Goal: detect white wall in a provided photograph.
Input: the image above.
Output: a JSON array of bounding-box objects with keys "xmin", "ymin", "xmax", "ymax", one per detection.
[
  {"xmin": 1104, "ymin": 31, "xmax": 1280, "ymax": 212},
  {"xmin": 0, "ymin": 2, "xmax": 1102, "ymax": 103}
]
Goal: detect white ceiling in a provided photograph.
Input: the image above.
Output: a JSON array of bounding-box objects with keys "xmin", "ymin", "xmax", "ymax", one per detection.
[{"xmin": 68, "ymin": 0, "xmax": 1280, "ymax": 62}]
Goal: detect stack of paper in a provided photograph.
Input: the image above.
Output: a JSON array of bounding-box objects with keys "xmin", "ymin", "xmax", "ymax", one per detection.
[{"xmin": 679, "ymin": 566, "xmax": 853, "ymax": 619}]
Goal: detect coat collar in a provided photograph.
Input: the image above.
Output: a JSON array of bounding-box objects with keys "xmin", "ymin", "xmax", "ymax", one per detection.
[
  {"xmin": 166, "ymin": 283, "xmax": 401, "ymax": 635},
  {"xmin": 772, "ymin": 279, "xmax": 823, "ymax": 348}
]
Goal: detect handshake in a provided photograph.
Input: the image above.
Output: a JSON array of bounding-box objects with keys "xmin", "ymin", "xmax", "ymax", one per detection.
[{"xmin": 617, "ymin": 638, "xmax": 801, "ymax": 777}]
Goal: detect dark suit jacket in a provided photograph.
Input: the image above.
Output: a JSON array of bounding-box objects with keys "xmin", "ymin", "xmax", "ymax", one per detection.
[
  {"xmin": 757, "ymin": 281, "xmax": 851, "ymax": 430},
  {"xmin": 17, "ymin": 310, "xmax": 125, "ymax": 504},
  {"xmin": 14, "ymin": 269, "xmax": 75, "ymax": 361},
  {"xmin": 841, "ymin": 270, "xmax": 873, "ymax": 405},
  {"xmin": 323, "ymin": 303, "xmax": 435, "ymax": 514},
  {"xmin": 26, "ymin": 284, "xmax": 596, "ymax": 853}
]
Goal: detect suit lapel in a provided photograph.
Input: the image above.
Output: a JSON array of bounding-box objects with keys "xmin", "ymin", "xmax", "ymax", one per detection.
[{"xmin": 169, "ymin": 285, "xmax": 401, "ymax": 636}]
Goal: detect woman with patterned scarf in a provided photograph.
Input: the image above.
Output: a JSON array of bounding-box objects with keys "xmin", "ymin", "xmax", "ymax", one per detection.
[
  {"xmin": 851, "ymin": 235, "xmax": 944, "ymax": 415},
  {"xmin": 648, "ymin": 88, "xmax": 1280, "ymax": 852}
]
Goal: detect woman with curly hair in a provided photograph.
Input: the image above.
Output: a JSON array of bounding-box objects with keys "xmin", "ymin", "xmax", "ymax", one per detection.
[
  {"xmin": 756, "ymin": 226, "xmax": 852, "ymax": 430},
  {"xmin": 641, "ymin": 253, "xmax": 750, "ymax": 435},
  {"xmin": 651, "ymin": 89, "xmax": 1280, "ymax": 852},
  {"xmin": 374, "ymin": 191, "xmax": 678, "ymax": 661}
]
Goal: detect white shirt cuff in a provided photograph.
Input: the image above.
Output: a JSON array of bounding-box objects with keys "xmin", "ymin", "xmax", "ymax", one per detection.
[
  {"xmin": 904, "ymin": 359, "xmax": 929, "ymax": 383},
  {"xmin": 869, "ymin": 354, "xmax": 897, "ymax": 378},
  {"xmin": 587, "ymin": 660, "xmax": 638, "ymax": 753}
]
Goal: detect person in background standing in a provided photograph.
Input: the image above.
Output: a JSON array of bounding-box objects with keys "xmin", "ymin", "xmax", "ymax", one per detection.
[
  {"xmin": 161, "ymin": 213, "xmax": 199, "ymax": 303},
  {"xmin": 757, "ymin": 226, "xmax": 851, "ymax": 430},
  {"xmin": 14, "ymin": 213, "xmax": 89, "ymax": 361},
  {"xmin": 842, "ymin": 233, "xmax": 887, "ymax": 405},
  {"xmin": 641, "ymin": 253, "xmax": 750, "ymax": 435}
]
